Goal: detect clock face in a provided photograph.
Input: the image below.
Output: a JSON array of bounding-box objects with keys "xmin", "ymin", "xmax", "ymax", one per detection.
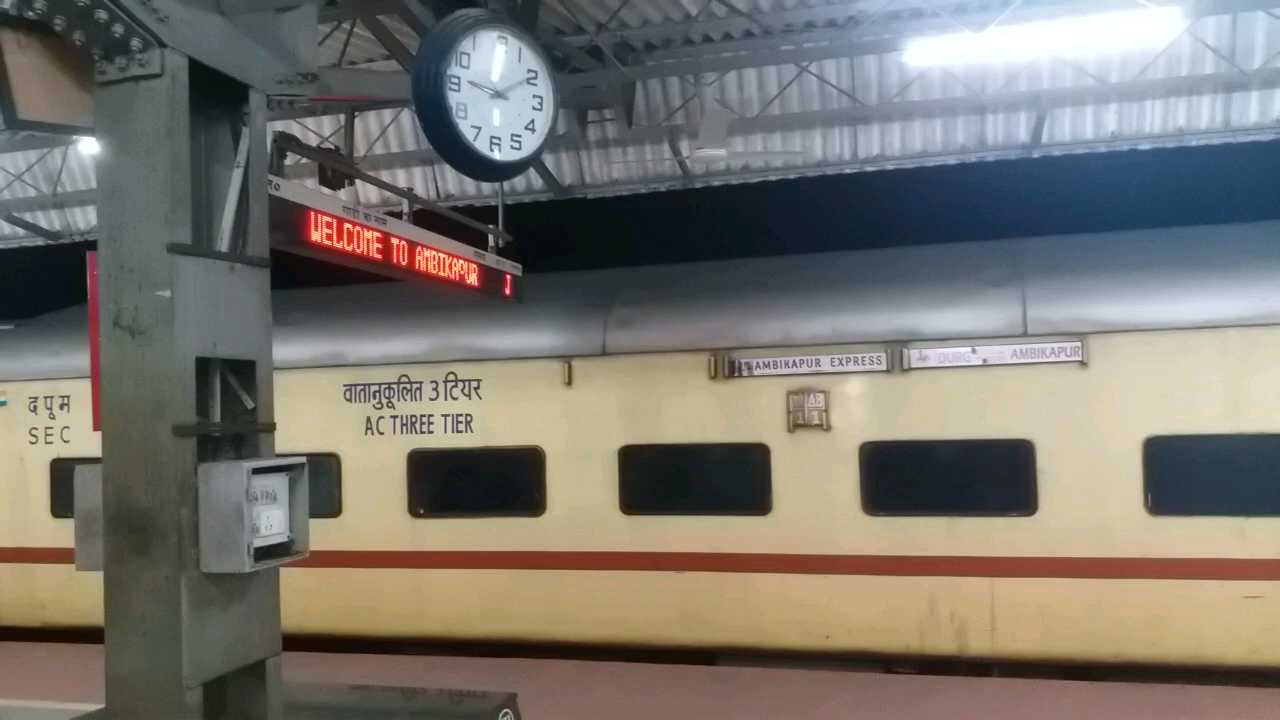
[
  {"xmin": 411, "ymin": 10, "xmax": 560, "ymax": 182},
  {"xmin": 443, "ymin": 28, "xmax": 556, "ymax": 164}
]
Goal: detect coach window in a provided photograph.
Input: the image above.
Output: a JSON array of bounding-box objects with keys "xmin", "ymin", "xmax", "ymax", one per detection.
[
  {"xmin": 49, "ymin": 458, "xmax": 99, "ymax": 519},
  {"xmin": 619, "ymin": 443, "xmax": 772, "ymax": 515},
  {"xmin": 407, "ymin": 446, "xmax": 546, "ymax": 518},
  {"xmin": 1144, "ymin": 435, "xmax": 1280, "ymax": 516},
  {"xmin": 860, "ymin": 440, "xmax": 1037, "ymax": 516},
  {"xmin": 305, "ymin": 453, "xmax": 343, "ymax": 519},
  {"xmin": 281, "ymin": 453, "xmax": 343, "ymax": 518}
]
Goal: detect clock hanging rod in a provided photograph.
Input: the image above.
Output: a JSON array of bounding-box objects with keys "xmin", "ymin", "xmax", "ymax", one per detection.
[{"xmin": 491, "ymin": 182, "xmax": 506, "ymax": 253}]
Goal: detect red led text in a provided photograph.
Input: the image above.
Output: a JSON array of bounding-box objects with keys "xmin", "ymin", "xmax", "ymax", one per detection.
[
  {"xmin": 306, "ymin": 209, "xmax": 482, "ymax": 291},
  {"xmin": 308, "ymin": 210, "xmax": 385, "ymax": 262}
]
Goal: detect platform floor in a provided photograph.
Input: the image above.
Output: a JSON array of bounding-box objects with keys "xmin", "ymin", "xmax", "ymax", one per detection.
[{"xmin": 3, "ymin": 642, "xmax": 1280, "ymax": 719}]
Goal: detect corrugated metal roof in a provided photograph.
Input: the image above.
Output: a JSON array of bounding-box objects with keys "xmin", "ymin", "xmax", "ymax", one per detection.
[
  {"xmin": 3, "ymin": 1, "xmax": 1280, "ymax": 241},
  {"xmin": 272, "ymin": 6, "xmax": 1280, "ymax": 209},
  {"xmin": 0, "ymin": 143, "xmax": 97, "ymax": 243}
]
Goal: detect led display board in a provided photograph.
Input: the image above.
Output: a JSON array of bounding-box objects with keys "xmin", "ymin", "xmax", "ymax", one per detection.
[{"xmin": 268, "ymin": 176, "xmax": 520, "ymax": 298}]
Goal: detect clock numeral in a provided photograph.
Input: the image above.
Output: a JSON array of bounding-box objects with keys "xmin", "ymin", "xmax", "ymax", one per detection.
[
  {"xmin": 518, "ymin": 46, "xmax": 523, "ymax": 63},
  {"xmin": 531, "ymin": 94, "xmax": 544, "ymax": 112},
  {"xmin": 497, "ymin": 35, "xmax": 509, "ymax": 46},
  {"xmin": 509, "ymin": 133, "xmax": 523, "ymax": 152},
  {"xmin": 456, "ymin": 51, "xmax": 471, "ymax": 69},
  {"xmin": 454, "ymin": 102, "xmax": 468, "ymax": 120},
  {"xmin": 489, "ymin": 135, "xmax": 503, "ymax": 155},
  {"xmin": 446, "ymin": 74, "xmax": 461, "ymax": 93},
  {"xmin": 526, "ymin": 68, "xmax": 539, "ymax": 86},
  {"xmin": 524, "ymin": 119, "xmax": 536, "ymax": 134},
  {"xmin": 470, "ymin": 125, "xmax": 482, "ymax": 142}
]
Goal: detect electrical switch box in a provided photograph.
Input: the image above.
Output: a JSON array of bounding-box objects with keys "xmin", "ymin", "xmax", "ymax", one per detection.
[{"xmin": 198, "ymin": 457, "xmax": 309, "ymax": 573}]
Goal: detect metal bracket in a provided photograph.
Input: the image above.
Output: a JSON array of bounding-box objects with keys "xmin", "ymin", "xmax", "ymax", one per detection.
[
  {"xmin": 172, "ymin": 421, "xmax": 276, "ymax": 438},
  {"xmin": 165, "ymin": 243, "xmax": 271, "ymax": 268},
  {"xmin": 272, "ymin": 131, "xmax": 515, "ymax": 246},
  {"xmin": 11, "ymin": 0, "xmax": 165, "ymax": 82}
]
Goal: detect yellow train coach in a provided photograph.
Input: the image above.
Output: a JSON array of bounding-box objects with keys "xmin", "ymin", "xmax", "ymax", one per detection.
[{"xmin": 3, "ymin": 221, "xmax": 1280, "ymax": 668}]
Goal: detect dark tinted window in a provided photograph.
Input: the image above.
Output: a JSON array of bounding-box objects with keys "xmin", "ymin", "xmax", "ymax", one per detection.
[
  {"xmin": 50, "ymin": 458, "xmax": 99, "ymax": 519},
  {"xmin": 408, "ymin": 447, "xmax": 545, "ymax": 518},
  {"xmin": 619, "ymin": 443, "xmax": 771, "ymax": 515},
  {"xmin": 304, "ymin": 453, "xmax": 343, "ymax": 519},
  {"xmin": 1145, "ymin": 435, "xmax": 1280, "ymax": 516},
  {"xmin": 860, "ymin": 440, "xmax": 1037, "ymax": 516}
]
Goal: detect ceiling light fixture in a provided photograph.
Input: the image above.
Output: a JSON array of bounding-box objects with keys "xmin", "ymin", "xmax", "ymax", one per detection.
[
  {"xmin": 74, "ymin": 136, "xmax": 101, "ymax": 156},
  {"xmin": 902, "ymin": 7, "xmax": 1187, "ymax": 67}
]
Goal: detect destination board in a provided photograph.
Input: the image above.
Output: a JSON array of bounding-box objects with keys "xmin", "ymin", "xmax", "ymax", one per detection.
[
  {"xmin": 267, "ymin": 176, "xmax": 521, "ymax": 298},
  {"xmin": 902, "ymin": 339, "xmax": 1085, "ymax": 369},
  {"xmin": 729, "ymin": 351, "xmax": 889, "ymax": 378}
]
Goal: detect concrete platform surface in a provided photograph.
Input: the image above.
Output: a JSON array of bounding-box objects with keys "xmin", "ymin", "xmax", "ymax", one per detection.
[{"xmin": 3, "ymin": 642, "xmax": 1280, "ymax": 719}]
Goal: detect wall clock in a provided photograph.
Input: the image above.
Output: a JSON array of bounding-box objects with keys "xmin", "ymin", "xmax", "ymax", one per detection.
[{"xmin": 412, "ymin": 9, "xmax": 559, "ymax": 183}]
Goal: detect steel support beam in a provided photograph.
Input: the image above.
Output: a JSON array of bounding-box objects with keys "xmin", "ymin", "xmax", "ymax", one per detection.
[
  {"xmin": 666, "ymin": 128, "xmax": 692, "ymax": 179},
  {"xmin": 0, "ymin": 212, "xmax": 65, "ymax": 241},
  {"xmin": 220, "ymin": 0, "xmax": 308, "ymax": 13},
  {"xmin": 0, "ymin": 188, "xmax": 96, "ymax": 215},
  {"xmin": 530, "ymin": 158, "xmax": 566, "ymax": 194},
  {"xmin": 0, "ymin": 229, "xmax": 97, "ymax": 249},
  {"xmin": 0, "ymin": 134, "xmax": 76, "ymax": 154},
  {"xmin": 320, "ymin": 0, "xmax": 405, "ymax": 23},
  {"xmin": 356, "ymin": 10, "xmax": 415, "ymax": 71},
  {"xmin": 398, "ymin": 0, "xmax": 436, "ymax": 36},
  {"xmin": 312, "ymin": 67, "xmax": 411, "ymax": 101},
  {"xmin": 112, "ymin": 0, "xmax": 318, "ymax": 95},
  {"xmin": 1029, "ymin": 109, "xmax": 1048, "ymax": 149},
  {"xmin": 268, "ymin": 98, "xmax": 406, "ymax": 120}
]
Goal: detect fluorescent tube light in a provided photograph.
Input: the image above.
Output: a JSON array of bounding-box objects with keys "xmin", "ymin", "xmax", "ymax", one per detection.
[{"xmin": 902, "ymin": 7, "xmax": 1187, "ymax": 67}]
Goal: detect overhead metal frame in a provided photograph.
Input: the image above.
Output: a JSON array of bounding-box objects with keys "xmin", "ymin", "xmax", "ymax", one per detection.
[
  {"xmin": 262, "ymin": 0, "xmax": 1280, "ymax": 206},
  {"xmin": 4, "ymin": 0, "xmax": 1280, "ymax": 243},
  {"xmin": 270, "ymin": 129, "xmax": 516, "ymax": 245}
]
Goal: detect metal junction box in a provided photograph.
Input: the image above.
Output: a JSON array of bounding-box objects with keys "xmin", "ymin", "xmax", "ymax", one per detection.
[{"xmin": 198, "ymin": 457, "xmax": 309, "ymax": 573}]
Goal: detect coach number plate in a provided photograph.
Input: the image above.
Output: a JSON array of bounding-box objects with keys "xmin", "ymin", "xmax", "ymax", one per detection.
[{"xmin": 787, "ymin": 389, "xmax": 830, "ymax": 432}]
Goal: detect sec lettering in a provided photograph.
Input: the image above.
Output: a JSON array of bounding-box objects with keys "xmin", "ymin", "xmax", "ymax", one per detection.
[{"xmin": 28, "ymin": 426, "xmax": 71, "ymax": 445}]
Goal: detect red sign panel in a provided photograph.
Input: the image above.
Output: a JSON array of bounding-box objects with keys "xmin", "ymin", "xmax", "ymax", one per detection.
[
  {"xmin": 305, "ymin": 210, "xmax": 502, "ymax": 294},
  {"xmin": 86, "ymin": 251, "xmax": 101, "ymax": 432},
  {"xmin": 268, "ymin": 176, "xmax": 521, "ymax": 299}
]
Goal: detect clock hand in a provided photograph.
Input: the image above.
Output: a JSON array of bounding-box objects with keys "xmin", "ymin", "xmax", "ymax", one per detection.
[
  {"xmin": 494, "ymin": 77, "xmax": 528, "ymax": 99},
  {"xmin": 467, "ymin": 80, "xmax": 501, "ymax": 97}
]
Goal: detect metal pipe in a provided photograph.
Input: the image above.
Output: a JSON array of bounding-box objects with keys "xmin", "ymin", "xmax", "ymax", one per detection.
[
  {"xmin": 496, "ymin": 182, "xmax": 505, "ymax": 249},
  {"xmin": 214, "ymin": 129, "xmax": 250, "ymax": 253}
]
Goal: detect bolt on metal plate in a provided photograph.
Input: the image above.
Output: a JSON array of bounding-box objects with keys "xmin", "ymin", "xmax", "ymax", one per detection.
[{"xmin": 12, "ymin": 0, "xmax": 164, "ymax": 83}]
